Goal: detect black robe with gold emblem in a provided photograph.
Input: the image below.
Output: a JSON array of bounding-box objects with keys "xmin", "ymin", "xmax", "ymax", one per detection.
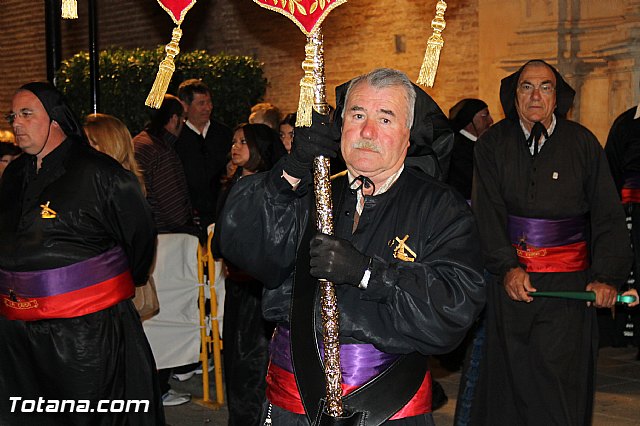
[
  {"xmin": 217, "ymin": 160, "xmax": 485, "ymax": 423},
  {"xmin": 0, "ymin": 137, "xmax": 163, "ymax": 426}
]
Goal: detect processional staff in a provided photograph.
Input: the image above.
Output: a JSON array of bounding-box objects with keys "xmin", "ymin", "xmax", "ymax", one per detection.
[{"xmin": 252, "ymin": 0, "xmax": 347, "ymax": 417}]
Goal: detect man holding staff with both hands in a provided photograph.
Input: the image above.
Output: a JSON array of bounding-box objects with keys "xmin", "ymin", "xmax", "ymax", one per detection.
[{"xmin": 217, "ymin": 68, "xmax": 486, "ymax": 425}]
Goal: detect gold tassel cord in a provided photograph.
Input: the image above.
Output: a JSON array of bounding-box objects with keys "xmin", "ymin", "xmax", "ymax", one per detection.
[
  {"xmin": 145, "ymin": 27, "xmax": 183, "ymax": 109},
  {"xmin": 296, "ymin": 38, "xmax": 319, "ymax": 127},
  {"xmin": 417, "ymin": 0, "xmax": 447, "ymax": 88},
  {"xmin": 61, "ymin": 0, "xmax": 78, "ymax": 19}
]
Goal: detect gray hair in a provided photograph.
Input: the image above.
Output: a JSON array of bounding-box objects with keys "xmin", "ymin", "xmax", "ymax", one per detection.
[{"xmin": 342, "ymin": 68, "xmax": 416, "ymax": 129}]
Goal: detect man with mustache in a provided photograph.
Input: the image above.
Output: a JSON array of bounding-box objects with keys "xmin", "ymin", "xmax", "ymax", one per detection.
[
  {"xmin": 468, "ymin": 60, "xmax": 632, "ymax": 425},
  {"xmin": 217, "ymin": 68, "xmax": 485, "ymax": 425}
]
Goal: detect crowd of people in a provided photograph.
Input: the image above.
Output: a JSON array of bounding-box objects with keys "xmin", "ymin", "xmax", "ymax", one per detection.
[{"xmin": 0, "ymin": 61, "xmax": 639, "ymax": 426}]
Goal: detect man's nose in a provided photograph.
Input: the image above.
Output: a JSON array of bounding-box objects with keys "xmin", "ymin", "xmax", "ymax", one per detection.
[
  {"xmin": 360, "ymin": 119, "xmax": 376, "ymax": 139},
  {"xmin": 530, "ymin": 88, "xmax": 542, "ymax": 100}
]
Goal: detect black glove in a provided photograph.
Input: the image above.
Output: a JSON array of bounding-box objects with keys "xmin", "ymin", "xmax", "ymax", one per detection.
[
  {"xmin": 309, "ymin": 234, "xmax": 371, "ymax": 286},
  {"xmin": 283, "ymin": 110, "xmax": 340, "ymax": 179}
]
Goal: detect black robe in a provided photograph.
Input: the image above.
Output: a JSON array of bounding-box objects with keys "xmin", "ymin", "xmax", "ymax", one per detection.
[
  {"xmin": 0, "ymin": 138, "xmax": 163, "ymax": 426},
  {"xmin": 604, "ymin": 106, "xmax": 640, "ymax": 348},
  {"xmin": 469, "ymin": 117, "xmax": 632, "ymax": 425},
  {"xmin": 447, "ymin": 132, "xmax": 475, "ymax": 200},
  {"xmin": 217, "ymin": 161, "xmax": 486, "ymax": 421}
]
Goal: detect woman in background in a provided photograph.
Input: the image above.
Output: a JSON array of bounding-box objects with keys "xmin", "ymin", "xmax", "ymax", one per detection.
[
  {"xmin": 278, "ymin": 113, "xmax": 296, "ymax": 154},
  {"xmin": 216, "ymin": 123, "xmax": 282, "ymax": 426},
  {"xmin": 84, "ymin": 113, "xmax": 146, "ymax": 194}
]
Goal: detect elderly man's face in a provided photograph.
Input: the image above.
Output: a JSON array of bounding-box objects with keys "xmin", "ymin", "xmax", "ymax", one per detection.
[
  {"xmin": 11, "ymin": 91, "xmax": 52, "ymax": 156},
  {"xmin": 341, "ymin": 83, "xmax": 411, "ymax": 185},
  {"xmin": 515, "ymin": 63, "xmax": 557, "ymax": 129}
]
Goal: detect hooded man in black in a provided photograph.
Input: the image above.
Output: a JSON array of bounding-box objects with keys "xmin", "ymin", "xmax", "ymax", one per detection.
[
  {"xmin": 446, "ymin": 99, "xmax": 493, "ymax": 200},
  {"xmin": 0, "ymin": 82, "xmax": 163, "ymax": 425},
  {"xmin": 468, "ymin": 60, "xmax": 632, "ymax": 425},
  {"xmin": 217, "ymin": 68, "xmax": 485, "ymax": 425}
]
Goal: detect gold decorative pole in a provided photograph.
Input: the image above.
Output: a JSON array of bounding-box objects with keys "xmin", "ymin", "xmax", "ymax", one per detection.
[
  {"xmin": 305, "ymin": 29, "xmax": 344, "ymax": 418},
  {"xmin": 417, "ymin": 0, "xmax": 447, "ymax": 87}
]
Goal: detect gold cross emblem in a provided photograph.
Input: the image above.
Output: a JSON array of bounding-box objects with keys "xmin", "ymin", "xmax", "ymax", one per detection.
[
  {"xmin": 40, "ymin": 201, "xmax": 57, "ymax": 219},
  {"xmin": 389, "ymin": 235, "xmax": 416, "ymax": 262}
]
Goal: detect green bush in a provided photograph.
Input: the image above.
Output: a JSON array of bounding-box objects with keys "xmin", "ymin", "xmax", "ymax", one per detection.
[{"xmin": 56, "ymin": 47, "xmax": 267, "ymax": 134}]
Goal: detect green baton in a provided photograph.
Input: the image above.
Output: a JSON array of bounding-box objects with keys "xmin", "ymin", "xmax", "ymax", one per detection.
[{"xmin": 528, "ymin": 291, "xmax": 637, "ymax": 304}]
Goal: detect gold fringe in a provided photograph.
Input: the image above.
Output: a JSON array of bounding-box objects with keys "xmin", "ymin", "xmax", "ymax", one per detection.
[
  {"xmin": 61, "ymin": 0, "xmax": 78, "ymax": 19},
  {"xmin": 417, "ymin": 0, "xmax": 447, "ymax": 87},
  {"xmin": 145, "ymin": 27, "xmax": 183, "ymax": 109}
]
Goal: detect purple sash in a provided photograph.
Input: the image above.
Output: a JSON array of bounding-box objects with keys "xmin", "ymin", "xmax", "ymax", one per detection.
[
  {"xmin": 508, "ymin": 214, "xmax": 586, "ymax": 248},
  {"xmin": 0, "ymin": 247, "xmax": 130, "ymax": 298},
  {"xmin": 270, "ymin": 325, "xmax": 400, "ymax": 387}
]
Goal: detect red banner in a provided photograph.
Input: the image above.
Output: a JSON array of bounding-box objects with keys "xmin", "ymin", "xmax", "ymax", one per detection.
[
  {"xmin": 157, "ymin": 0, "xmax": 197, "ymax": 25},
  {"xmin": 253, "ymin": 0, "xmax": 347, "ymax": 35}
]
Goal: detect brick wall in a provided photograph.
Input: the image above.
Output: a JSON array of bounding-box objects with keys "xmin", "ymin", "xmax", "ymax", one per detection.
[
  {"xmin": 3, "ymin": 1, "xmax": 635, "ymax": 143},
  {"xmin": 0, "ymin": 0, "xmax": 479, "ymax": 131}
]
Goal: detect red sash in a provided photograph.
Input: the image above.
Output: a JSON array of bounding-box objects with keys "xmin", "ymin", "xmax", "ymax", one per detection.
[
  {"xmin": 265, "ymin": 359, "xmax": 432, "ymax": 419},
  {"xmin": 0, "ymin": 247, "xmax": 135, "ymax": 321}
]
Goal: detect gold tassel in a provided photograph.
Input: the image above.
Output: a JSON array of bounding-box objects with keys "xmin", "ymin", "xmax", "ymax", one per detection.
[
  {"xmin": 417, "ymin": 0, "xmax": 447, "ymax": 88},
  {"xmin": 61, "ymin": 0, "xmax": 78, "ymax": 19},
  {"xmin": 296, "ymin": 38, "xmax": 318, "ymax": 127},
  {"xmin": 296, "ymin": 75, "xmax": 314, "ymax": 127},
  {"xmin": 145, "ymin": 27, "xmax": 183, "ymax": 109}
]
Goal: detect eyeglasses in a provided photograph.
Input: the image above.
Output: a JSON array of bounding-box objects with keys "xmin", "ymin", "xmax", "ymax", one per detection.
[
  {"xmin": 518, "ymin": 82, "xmax": 555, "ymax": 96},
  {"xmin": 5, "ymin": 109, "xmax": 34, "ymax": 125}
]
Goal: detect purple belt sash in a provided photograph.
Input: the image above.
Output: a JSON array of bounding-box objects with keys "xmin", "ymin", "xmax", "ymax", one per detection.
[
  {"xmin": 0, "ymin": 247, "xmax": 135, "ymax": 320},
  {"xmin": 508, "ymin": 214, "xmax": 588, "ymax": 272},
  {"xmin": 270, "ymin": 325, "xmax": 399, "ymax": 386},
  {"xmin": 508, "ymin": 214, "xmax": 586, "ymax": 248},
  {"xmin": 0, "ymin": 246, "xmax": 130, "ymax": 297}
]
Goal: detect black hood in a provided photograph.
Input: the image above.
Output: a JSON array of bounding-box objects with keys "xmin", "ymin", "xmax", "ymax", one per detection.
[
  {"xmin": 333, "ymin": 80, "xmax": 453, "ymax": 181},
  {"xmin": 19, "ymin": 82, "xmax": 87, "ymax": 143},
  {"xmin": 499, "ymin": 59, "xmax": 575, "ymax": 121}
]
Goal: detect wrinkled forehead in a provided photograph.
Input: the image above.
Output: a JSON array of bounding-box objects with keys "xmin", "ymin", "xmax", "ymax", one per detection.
[
  {"xmin": 12, "ymin": 90, "xmax": 48, "ymax": 115},
  {"xmin": 518, "ymin": 62, "xmax": 557, "ymax": 85},
  {"xmin": 346, "ymin": 83, "xmax": 410, "ymax": 121}
]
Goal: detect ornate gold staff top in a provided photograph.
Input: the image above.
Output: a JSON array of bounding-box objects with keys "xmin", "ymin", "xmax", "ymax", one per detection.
[
  {"xmin": 253, "ymin": 0, "xmax": 347, "ymax": 417},
  {"xmin": 417, "ymin": 0, "xmax": 448, "ymax": 87}
]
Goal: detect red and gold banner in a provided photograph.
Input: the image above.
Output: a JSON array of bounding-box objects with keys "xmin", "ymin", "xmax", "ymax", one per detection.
[
  {"xmin": 157, "ymin": 0, "xmax": 197, "ymax": 25},
  {"xmin": 253, "ymin": 0, "xmax": 346, "ymax": 36}
]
